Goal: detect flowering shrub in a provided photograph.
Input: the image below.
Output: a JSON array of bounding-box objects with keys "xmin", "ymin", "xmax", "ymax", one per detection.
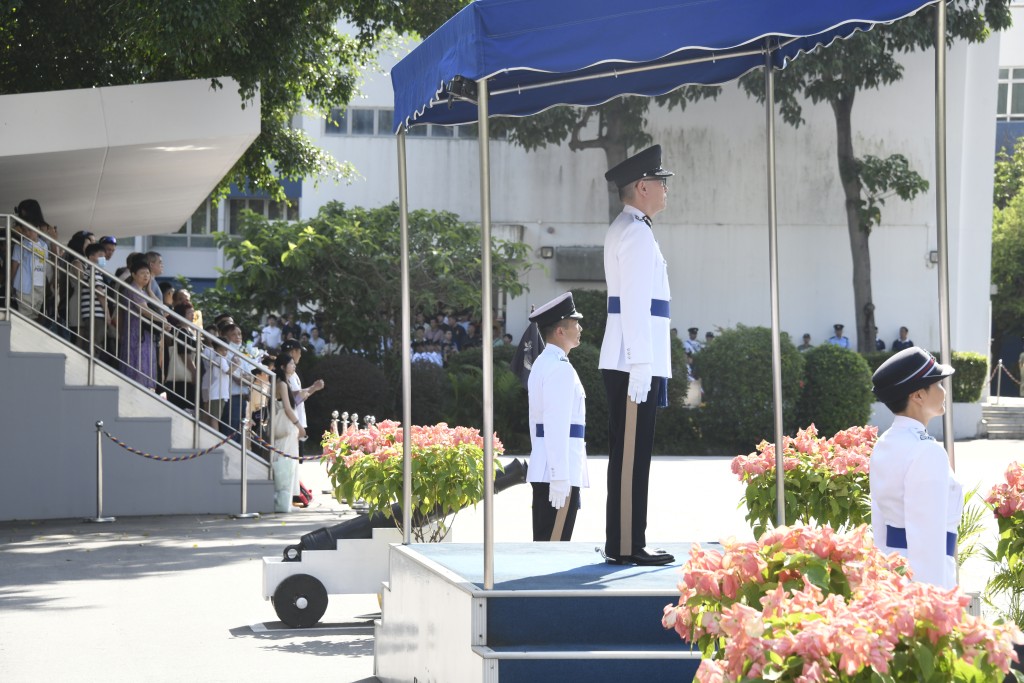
[
  {"xmin": 985, "ymin": 461, "xmax": 1024, "ymax": 630},
  {"xmin": 321, "ymin": 420, "xmax": 503, "ymax": 542},
  {"xmin": 662, "ymin": 525, "xmax": 1024, "ymax": 682},
  {"xmin": 731, "ymin": 425, "xmax": 876, "ymax": 537}
]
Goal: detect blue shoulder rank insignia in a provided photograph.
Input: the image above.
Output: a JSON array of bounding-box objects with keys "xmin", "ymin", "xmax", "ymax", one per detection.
[{"xmin": 917, "ymin": 431, "xmax": 934, "ymax": 441}]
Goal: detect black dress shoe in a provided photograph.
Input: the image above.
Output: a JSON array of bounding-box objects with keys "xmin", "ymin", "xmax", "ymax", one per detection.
[{"xmin": 605, "ymin": 547, "xmax": 675, "ymax": 566}]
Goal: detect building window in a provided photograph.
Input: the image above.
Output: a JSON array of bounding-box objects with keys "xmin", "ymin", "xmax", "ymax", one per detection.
[
  {"xmin": 378, "ymin": 109, "xmax": 394, "ymax": 136},
  {"xmin": 998, "ymin": 68, "xmax": 1024, "ymax": 121},
  {"xmin": 351, "ymin": 108, "xmax": 375, "ymax": 135},
  {"xmin": 326, "ymin": 107, "xmax": 349, "ymax": 134},
  {"xmin": 152, "ymin": 197, "xmax": 218, "ymax": 248},
  {"xmin": 228, "ymin": 198, "xmax": 299, "ymax": 234}
]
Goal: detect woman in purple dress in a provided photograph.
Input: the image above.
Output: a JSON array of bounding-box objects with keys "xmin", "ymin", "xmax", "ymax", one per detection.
[{"xmin": 118, "ymin": 260, "xmax": 160, "ymax": 389}]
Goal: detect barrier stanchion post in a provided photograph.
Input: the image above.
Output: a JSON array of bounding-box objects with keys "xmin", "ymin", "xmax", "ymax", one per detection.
[
  {"xmin": 86, "ymin": 420, "xmax": 115, "ymax": 523},
  {"xmin": 996, "ymin": 359, "xmax": 1003, "ymax": 406},
  {"xmin": 233, "ymin": 417, "xmax": 259, "ymax": 519}
]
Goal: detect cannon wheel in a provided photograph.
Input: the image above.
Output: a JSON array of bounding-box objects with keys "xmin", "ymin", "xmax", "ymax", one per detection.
[{"xmin": 272, "ymin": 573, "xmax": 328, "ymax": 628}]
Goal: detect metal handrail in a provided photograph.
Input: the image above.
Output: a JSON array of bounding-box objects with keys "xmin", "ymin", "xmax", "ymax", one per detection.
[{"xmin": 1, "ymin": 214, "xmax": 276, "ymax": 454}]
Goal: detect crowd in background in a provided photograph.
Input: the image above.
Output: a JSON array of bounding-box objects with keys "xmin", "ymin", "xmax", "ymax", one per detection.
[
  {"xmin": 3, "ymin": 200, "xmax": 325, "ymax": 509},
  {"xmin": 409, "ymin": 308, "xmax": 514, "ymax": 367}
]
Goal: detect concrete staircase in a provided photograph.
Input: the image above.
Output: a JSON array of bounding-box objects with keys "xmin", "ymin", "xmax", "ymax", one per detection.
[
  {"xmin": 981, "ymin": 399, "xmax": 1024, "ymax": 439},
  {"xmin": 0, "ymin": 315, "xmax": 273, "ymax": 520}
]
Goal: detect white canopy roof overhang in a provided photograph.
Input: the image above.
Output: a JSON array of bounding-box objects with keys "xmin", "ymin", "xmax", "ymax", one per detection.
[{"xmin": 0, "ymin": 78, "xmax": 260, "ymax": 238}]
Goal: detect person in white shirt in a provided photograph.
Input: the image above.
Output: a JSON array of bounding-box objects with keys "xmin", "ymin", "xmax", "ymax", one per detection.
[
  {"xmin": 309, "ymin": 327, "xmax": 326, "ymax": 355},
  {"xmin": 599, "ymin": 144, "xmax": 675, "ymax": 567},
  {"xmin": 870, "ymin": 347, "xmax": 960, "ymax": 590},
  {"xmin": 201, "ymin": 334, "xmax": 231, "ymax": 429},
  {"xmin": 526, "ymin": 292, "xmax": 589, "ymax": 542},
  {"xmin": 261, "ymin": 314, "xmax": 283, "ymax": 352}
]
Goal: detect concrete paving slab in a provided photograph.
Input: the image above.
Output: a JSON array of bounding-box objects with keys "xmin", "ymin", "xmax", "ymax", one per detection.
[{"xmin": 1, "ymin": 439, "xmax": 1022, "ymax": 682}]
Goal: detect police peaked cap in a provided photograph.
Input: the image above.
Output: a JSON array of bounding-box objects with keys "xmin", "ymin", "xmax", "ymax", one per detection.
[
  {"xmin": 604, "ymin": 145, "xmax": 674, "ymax": 188},
  {"xmin": 871, "ymin": 347, "xmax": 954, "ymax": 403},
  {"xmin": 529, "ymin": 292, "xmax": 583, "ymax": 328}
]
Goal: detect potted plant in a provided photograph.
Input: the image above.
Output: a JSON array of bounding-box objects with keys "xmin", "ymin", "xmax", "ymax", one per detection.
[
  {"xmin": 662, "ymin": 525, "xmax": 1024, "ymax": 682},
  {"xmin": 985, "ymin": 461, "xmax": 1024, "ymax": 678},
  {"xmin": 731, "ymin": 425, "xmax": 876, "ymax": 537},
  {"xmin": 321, "ymin": 420, "xmax": 503, "ymax": 542}
]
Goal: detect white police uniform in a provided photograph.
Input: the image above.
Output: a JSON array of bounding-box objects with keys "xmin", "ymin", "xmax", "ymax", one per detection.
[
  {"xmin": 527, "ymin": 344, "xmax": 589, "ymax": 490},
  {"xmin": 870, "ymin": 415, "xmax": 962, "ymax": 589},
  {"xmin": 598, "ymin": 204, "xmax": 672, "ymax": 378}
]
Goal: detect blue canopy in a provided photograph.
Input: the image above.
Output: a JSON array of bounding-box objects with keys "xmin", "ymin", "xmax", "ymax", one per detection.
[{"xmin": 391, "ymin": 0, "xmax": 937, "ymax": 132}]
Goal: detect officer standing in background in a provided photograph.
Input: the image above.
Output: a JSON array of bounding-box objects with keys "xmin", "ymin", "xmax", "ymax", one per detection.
[
  {"xmin": 599, "ymin": 145, "xmax": 675, "ymax": 566},
  {"xmin": 826, "ymin": 323, "xmax": 850, "ymax": 348},
  {"xmin": 683, "ymin": 327, "xmax": 703, "ymax": 354},
  {"xmin": 526, "ymin": 292, "xmax": 589, "ymax": 542},
  {"xmin": 870, "ymin": 347, "xmax": 961, "ymax": 589}
]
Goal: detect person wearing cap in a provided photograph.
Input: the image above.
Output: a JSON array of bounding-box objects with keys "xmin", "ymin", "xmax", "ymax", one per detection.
[
  {"xmin": 870, "ymin": 347, "xmax": 960, "ymax": 589},
  {"xmin": 798, "ymin": 333, "xmax": 813, "ymax": 352},
  {"xmin": 826, "ymin": 324, "xmax": 850, "ymax": 349},
  {"xmin": 526, "ymin": 292, "xmax": 589, "ymax": 542},
  {"xmin": 683, "ymin": 327, "xmax": 703, "ymax": 355},
  {"xmin": 599, "ymin": 145, "xmax": 675, "ymax": 566}
]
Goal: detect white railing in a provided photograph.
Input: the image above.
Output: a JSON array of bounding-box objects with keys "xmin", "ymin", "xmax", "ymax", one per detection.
[{"xmin": 1, "ymin": 214, "xmax": 276, "ymax": 452}]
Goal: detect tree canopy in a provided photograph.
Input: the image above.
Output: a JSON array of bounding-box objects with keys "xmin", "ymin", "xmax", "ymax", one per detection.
[
  {"xmin": 194, "ymin": 201, "xmax": 532, "ymax": 358},
  {"xmin": 995, "ymin": 138, "xmax": 1024, "ymax": 211},
  {"xmin": 0, "ymin": 0, "xmax": 469, "ymax": 200},
  {"xmin": 738, "ymin": 0, "xmax": 1011, "ymax": 353},
  {"xmin": 992, "ymin": 144, "xmax": 1024, "ymax": 343}
]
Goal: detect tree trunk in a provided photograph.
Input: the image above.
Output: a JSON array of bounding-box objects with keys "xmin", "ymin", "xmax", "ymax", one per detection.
[
  {"xmin": 599, "ymin": 102, "xmax": 629, "ymax": 223},
  {"xmin": 832, "ymin": 93, "xmax": 876, "ymax": 354}
]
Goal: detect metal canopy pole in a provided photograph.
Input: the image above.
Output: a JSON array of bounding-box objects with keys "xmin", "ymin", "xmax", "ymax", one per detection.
[
  {"xmin": 934, "ymin": 0, "xmax": 954, "ymax": 468},
  {"xmin": 397, "ymin": 129, "xmax": 414, "ymax": 541},
  {"xmin": 477, "ymin": 77, "xmax": 496, "ymax": 590},
  {"xmin": 763, "ymin": 42, "xmax": 786, "ymax": 528}
]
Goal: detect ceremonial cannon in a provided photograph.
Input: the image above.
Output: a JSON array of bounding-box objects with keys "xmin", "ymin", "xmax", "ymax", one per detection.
[{"xmin": 262, "ymin": 458, "xmax": 528, "ymax": 627}]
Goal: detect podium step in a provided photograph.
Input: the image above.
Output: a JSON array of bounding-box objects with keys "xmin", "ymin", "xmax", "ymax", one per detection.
[
  {"xmin": 476, "ymin": 644, "xmax": 701, "ymax": 683},
  {"xmin": 486, "ymin": 594, "xmax": 681, "ymax": 646}
]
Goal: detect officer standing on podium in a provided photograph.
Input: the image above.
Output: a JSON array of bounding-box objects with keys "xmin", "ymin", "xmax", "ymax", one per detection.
[
  {"xmin": 599, "ymin": 145, "xmax": 675, "ymax": 566},
  {"xmin": 526, "ymin": 292, "xmax": 589, "ymax": 542}
]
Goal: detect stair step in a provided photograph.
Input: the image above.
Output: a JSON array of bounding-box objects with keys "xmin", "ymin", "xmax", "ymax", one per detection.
[
  {"xmin": 487, "ymin": 594, "xmax": 681, "ymax": 647},
  {"xmin": 477, "ymin": 645, "xmax": 700, "ymax": 683}
]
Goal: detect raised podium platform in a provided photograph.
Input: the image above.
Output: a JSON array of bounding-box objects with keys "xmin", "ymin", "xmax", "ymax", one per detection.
[{"xmin": 374, "ymin": 542, "xmax": 703, "ymax": 683}]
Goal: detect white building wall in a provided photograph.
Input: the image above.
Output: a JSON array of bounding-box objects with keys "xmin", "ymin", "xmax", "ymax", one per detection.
[{"xmin": 296, "ymin": 34, "xmax": 999, "ymax": 356}]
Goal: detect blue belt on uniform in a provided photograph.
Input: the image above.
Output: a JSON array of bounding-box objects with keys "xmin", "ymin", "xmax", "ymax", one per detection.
[
  {"xmin": 607, "ymin": 296, "xmax": 670, "ymax": 318},
  {"xmin": 536, "ymin": 423, "xmax": 585, "ymax": 438},
  {"xmin": 885, "ymin": 525, "xmax": 956, "ymax": 557}
]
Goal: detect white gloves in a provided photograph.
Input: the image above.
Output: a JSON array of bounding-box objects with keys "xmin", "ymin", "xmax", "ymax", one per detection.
[
  {"xmin": 548, "ymin": 480, "xmax": 570, "ymax": 509},
  {"xmin": 627, "ymin": 363, "xmax": 653, "ymax": 403}
]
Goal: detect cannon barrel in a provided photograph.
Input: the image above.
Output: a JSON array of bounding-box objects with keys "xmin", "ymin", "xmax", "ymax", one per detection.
[{"xmin": 284, "ymin": 458, "xmax": 528, "ymax": 560}]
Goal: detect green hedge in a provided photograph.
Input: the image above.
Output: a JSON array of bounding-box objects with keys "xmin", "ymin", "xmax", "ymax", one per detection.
[
  {"xmin": 861, "ymin": 349, "xmax": 987, "ymax": 403},
  {"xmin": 571, "ymin": 288, "xmax": 609, "ymax": 348},
  {"xmin": 693, "ymin": 325, "xmax": 804, "ymax": 454},
  {"xmin": 950, "ymin": 352, "xmax": 988, "ymax": 403},
  {"xmin": 796, "ymin": 344, "xmax": 874, "ymax": 436},
  {"xmin": 445, "ymin": 345, "xmax": 530, "ymax": 453},
  {"xmin": 302, "ymin": 353, "xmax": 393, "ymax": 442}
]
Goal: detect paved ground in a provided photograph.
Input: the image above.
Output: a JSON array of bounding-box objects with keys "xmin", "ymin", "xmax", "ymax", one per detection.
[{"xmin": 1, "ymin": 438, "xmax": 1022, "ymax": 682}]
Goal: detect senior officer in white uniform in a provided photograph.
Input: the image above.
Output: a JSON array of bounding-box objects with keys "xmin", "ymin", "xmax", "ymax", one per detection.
[
  {"xmin": 599, "ymin": 145, "xmax": 674, "ymax": 566},
  {"xmin": 526, "ymin": 292, "xmax": 589, "ymax": 542},
  {"xmin": 870, "ymin": 347, "xmax": 961, "ymax": 589}
]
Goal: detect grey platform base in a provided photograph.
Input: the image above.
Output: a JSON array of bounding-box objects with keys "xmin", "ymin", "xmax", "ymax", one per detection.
[{"xmin": 374, "ymin": 542, "xmax": 703, "ymax": 683}]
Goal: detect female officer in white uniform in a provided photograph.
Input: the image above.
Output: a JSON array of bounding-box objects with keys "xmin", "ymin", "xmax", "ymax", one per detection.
[
  {"xmin": 870, "ymin": 347, "xmax": 961, "ymax": 589},
  {"xmin": 526, "ymin": 292, "xmax": 589, "ymax": 542}
]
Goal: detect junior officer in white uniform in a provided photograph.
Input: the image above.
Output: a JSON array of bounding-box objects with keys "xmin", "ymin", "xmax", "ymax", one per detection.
[
  {"xmin": 599, "ymin": 145, "xmax": 674, "ymax": 566},
  {"xmin": 870, "ymin": 347, "xmax": 961, "ymax": 589},
  {"xmin": 526, "ymin": 292, "xmax": 589, "ymax": 542}
]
